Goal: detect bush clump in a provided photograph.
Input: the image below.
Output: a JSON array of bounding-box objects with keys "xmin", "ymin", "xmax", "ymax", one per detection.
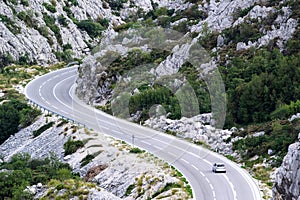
[
  {"xmin": 0, "ymin": 100, "xmax": 41, "ymax": 144},
  {"xmin": 76, "ymin": 19, "xmax": 105, "ymax": 38},
  {"xmin": 32, "ymin": 122, "xmax": 55, "ymax": 137},
  {"xmin": 129, "ymin": 147, "xmax": 144, "ymax": 154},
  {"xmin": 64, "ymin": 138, "xmax": 84, "ymax": 155},
  {"xmin": 0, "ymin": 153, "xmax": 77, "ymax": 199}
]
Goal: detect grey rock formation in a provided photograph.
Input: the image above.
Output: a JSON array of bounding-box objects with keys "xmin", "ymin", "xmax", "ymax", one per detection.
[
  {"xmin": 272, "ymin": 134, "xmax": 300, "ymax": 200},
  {"xmin": 191, "ymin": 0, "xmax": 259, "ymax": 32},
  {"xmin": 144, "ymin": 114, "xmax": 233, "ymax": 155},
  {"xmin": 0, "ymin": 0, "xmax": 131, "ymax": 64},
  {"xmin": 0, "ymin": 115, "xmax": 69, "ymax": 161}
]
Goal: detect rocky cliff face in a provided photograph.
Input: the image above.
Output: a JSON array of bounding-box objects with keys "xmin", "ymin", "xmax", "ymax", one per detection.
[
  {"xmin": 0, "ymin": 0, "xmax": 189, "ymax": 65},
  {"xmin": 272, "ymin": 133, "xmax": 300, "ymax": 200},
  {"xmin": 75, "ymin": 0, "xmax": 298, "ymax": 105}
]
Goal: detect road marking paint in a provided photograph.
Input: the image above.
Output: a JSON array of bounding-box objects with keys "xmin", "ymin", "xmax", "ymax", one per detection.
[
  {"xmin": 181, "ymin": 158, "xmax": 189, "ymax": 164},
  {"xmin": 52, "ymin": 105, "xmax": 58, "ymax": 110},
  {"xmin": 153, "ymin": 145, "xmax": 162, "ymax": 150},
  {"xmin": 112, "ymin": 130, "xmax": 123, "ymax": 135},
  {"xmin": 207, "ymin": 179, "xmax": 216, "ymax": 200},
  {"xmin": 222, "ymin": 174, "xmax": 238, "ymax": 200},
  {"xmin": 97, "ymin": 119, "xmax": 116, "ymax": 126},
  {"xmin": 168, "ymin": 152, "xmax": 177, "ymax": 157},
  {"xmin": 199, "ymin": 171, "xmax": 205, "ymax": 177},
  {"xmin": 141, "ymin": 141, "xmax": 152, "ymax": 146},
  {"xmin": 60, "ymin": 110, "xmax": 69, "ymax": 115},
  {"xmin": 151, "ymin": 137, "xmax": 169, "ymax": 145},
  {"xmin": 191, "ymin": 164, "xmax": 199, "ymax": 171}
]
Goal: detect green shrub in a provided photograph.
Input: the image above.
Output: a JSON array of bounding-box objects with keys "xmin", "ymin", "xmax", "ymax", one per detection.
[
  {"xmin": 58, "ymin": 14, "xmax": 68, "ymax": 27},
  {"xmin": 19, "ymin": 107, "xmax": 41, "ymax": 127},
  {"xmin": 43, "ymin": 13, "xmax": 62, "ymax": 44},
  {"xmin": 0, "ymin": 102, "xmax": 20, "ymax": 144},
  {"xmin": 42, "ymin": 2, "xmax": 57, "ymax": 13},
  {"xmin": 129, "ymin": 147, "xmax": 144, "ymax": 154},
  {"xmin": 20, "ymin": 0, "xmax": 29, "ymax": 6},
  {"xmin": 80, "ymin": 154, "xmax": 95, "ymax": 167},
  {"xmin": 0, "ymin": 100, "xmax": 39, "ymax": 144},
  {"xmin": 106, "ymin": 0, "xmax": 127, "ymax": 10},
  {"xmin": 151, "ymin": 183, "xmax": 182, "ymax": 198},
  {"xmin": 17, "ymin": 11, "xmax": 27, "ymax": 21},
  {"xmin": 222, "ymin": 21, "xmax": 262, "ymax": 44},
  {"xmin": 232, "ymin": 120, "xmax": 298, "ymax": 167},
  {"xmin": 68, "ymin": 0, "xmax": 79, "ymax": 6},
  {"xmin": 5, "ymin": 0, "xmax": 18, "ymax": 5},
  {"xmin": 0, "ymin": 153, "xmax": 78, "ymax": 199},
  {"xmin": 0, "ymin": 53, "xmax": 14, "ymax": 70},
  {"xmin": 64, "ymin": 138, "xmax": 84, "ymax": 155},
  {"xmin": 54, "ymin": 49, "xmax": 74, "ymax": 62},
  {"xmin": 125, "ymin": 184, "xmax": 135, "ymax": 196},
  {"xmin": 77, "ymin": 19, "xmax": 105, "ymax": 38},
  {"xmin": 271, "ymin": 100, "xmax": 300, "ymax": 120},
  {"xmin": 0, "ymin": 14, "xmax": 21, "ymax": 34},
  {"xmin": 32, "ymin": 122, "xmax": 55, "ymax": 137}
]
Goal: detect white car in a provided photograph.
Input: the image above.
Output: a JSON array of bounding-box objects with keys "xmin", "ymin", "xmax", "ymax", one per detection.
[{"xmin": 212, "ymin": 163, "xmax": 226, "ymax": 173}]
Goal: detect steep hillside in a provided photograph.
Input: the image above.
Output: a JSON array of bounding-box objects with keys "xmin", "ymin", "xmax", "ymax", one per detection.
[
  {"xmin": 0, "ymin": 0, "xmax": 190, "ymax": 66},
  {"xmin": 1, "ymin": 0, "xmax": 300, "ymax": 199},
  {"xmin": 75, "ymin": 0, "xmax": 299, "ymax": 125}
]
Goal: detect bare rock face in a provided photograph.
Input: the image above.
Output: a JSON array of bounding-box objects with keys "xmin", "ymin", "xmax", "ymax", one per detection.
[{"xmin": 272, "ymin": 133, "xmax": 300, "ymax": 200}]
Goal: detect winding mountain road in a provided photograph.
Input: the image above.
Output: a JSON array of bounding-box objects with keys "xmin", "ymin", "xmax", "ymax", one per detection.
[{"xmin": 25, "ymin": 66, "xmax": 262, "ymax": 200}]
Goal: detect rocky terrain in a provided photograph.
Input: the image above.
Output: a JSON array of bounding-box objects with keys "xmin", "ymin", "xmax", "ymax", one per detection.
[
  {"xmin": 0, "ymin": 114, "xmax": 192, "ymax": 199},
  {"xmin": 75, "ymin": 0, "xmax": 298, "ymax": 105},
  {"xmin": 272, "ymin": 133, "xmax": 300, "ymax": 200},
  {"xmin": 1, "ymin": 0, "xmax": 300, "ymax": 199},
  {"xmin": 144, "ymin": 114, "xmax": 234, "ymax": 155}
]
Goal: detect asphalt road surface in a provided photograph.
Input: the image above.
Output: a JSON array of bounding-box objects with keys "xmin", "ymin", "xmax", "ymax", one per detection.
[{"xmin": 25, "ymin": 66, "xmax": 262, "ymax": 200}]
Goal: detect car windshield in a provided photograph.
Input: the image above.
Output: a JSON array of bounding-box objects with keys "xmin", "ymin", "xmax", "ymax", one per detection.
[{"xmin": 217, "ymin": 164, "xmax": 225, "ymax": 167}]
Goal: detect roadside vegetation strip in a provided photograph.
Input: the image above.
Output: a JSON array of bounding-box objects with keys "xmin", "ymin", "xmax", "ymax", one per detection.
[{"xmin": 0, "ymin": 63, "xmax": 65, "ymax": 144}]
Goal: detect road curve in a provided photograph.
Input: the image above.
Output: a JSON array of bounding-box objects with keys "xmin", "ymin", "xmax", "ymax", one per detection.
[{"xmin": 25, "ymin": 66, "xmax": 262, "ymax": 200}]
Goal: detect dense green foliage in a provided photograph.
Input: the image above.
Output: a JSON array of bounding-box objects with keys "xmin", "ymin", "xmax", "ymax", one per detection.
[
  {"xmin": 0, "ymin": 100, "xmax": 41, "ymax": 144},
  {"xmin": 222, "ymin": 21, "xmax": 263, "ymax": 44},
  {"xmin": 129, "ymin": 85, "xmax": 181, "ymax": 121},
  {"xmin": 129, "ymin": 147, "xmax": 145, "ymax": 154},
  {"xmin": 106, "ymin": 0, "xmax": 127, "ymax": 10},
  {"xmin": 0, "ymin": 153, "xmax": 77, "ymax": 199},
  {"xmin": 0, "ymin": 53, "xmax": 14, "ymax": 71},
  {"xmin": 271, "ymin": 100, "xmax": 300, "ymax": 120},
  {"xmin": 77, "ymin": 19, "xmax": 105, "ymax": 38},
  {"xmin": 63, "ymin": 138, "xmax": 84, "ymax": 155},
  {"xmin": 220, "ymin": 48, "xmax": 300, "ymax": 125},
  {"xmin": 42, "ymin": 13, "xmax": 62, "ymax": 44},
  {"xmin": 20, "ymin": 0, "xmax": 29, "ymax": 6},
  {"xmin": 42, "ymin": 2, "xmax": 57, "ymax": 13},
  {"xmin": 32, "ymin": 122, "xmax": 55, "ymax": 137},
  {"xmin": 232, "ymin": 119, "xmax": 300, "ymax": 167}
]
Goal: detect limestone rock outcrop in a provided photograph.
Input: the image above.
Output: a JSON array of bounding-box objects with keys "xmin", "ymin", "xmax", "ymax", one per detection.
[{"xmin": 272, "ymin": 133, "xmax": 300, "ymax": 200}]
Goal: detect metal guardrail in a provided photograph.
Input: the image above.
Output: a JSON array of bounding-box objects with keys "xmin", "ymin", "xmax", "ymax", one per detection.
[{"xmin": 27, "ymin": 98, "xmax": 86, "ymax": 128}]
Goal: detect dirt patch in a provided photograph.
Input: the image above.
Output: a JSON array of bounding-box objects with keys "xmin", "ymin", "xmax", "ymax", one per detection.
[{"xmin": 84, "ymin": 164, "xmax": 109, "ymax": 181}]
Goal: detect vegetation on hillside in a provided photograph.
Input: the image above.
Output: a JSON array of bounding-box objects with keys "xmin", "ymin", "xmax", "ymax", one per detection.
[
  {"xmin": 0, "ymin": 64, "xmax": 64, "ymax": 144},
  {"xmin": 0, "ymin": 153, "xmax": 79, "ymax": 199},
  {"xmin": 0, "ymin": 100, "xmax": 41, "ymax": 143}
]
